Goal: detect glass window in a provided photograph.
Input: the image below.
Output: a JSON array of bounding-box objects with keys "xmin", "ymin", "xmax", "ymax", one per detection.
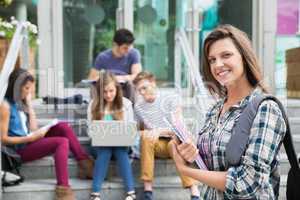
[
  {"xmin": 200, "ymin": 0, "xmax": 252, "ymax": 44},
  {"xmin": 133, "ymin": 0, "xmax": 253, "ymax": 86},
  {"xmin": 134, "ymin": 0, "xmax": 188, "ymax": 86},
  {"xmin": 63, "ymin": 0, "xmax": 118, "ymax": 87},
  {"xmin": 275, "ymin": 0, "xmax": 300, "ymax": 96},
  {"xmin": 277, "ymin": 0, "xmax": 299, "ymax": 35}
]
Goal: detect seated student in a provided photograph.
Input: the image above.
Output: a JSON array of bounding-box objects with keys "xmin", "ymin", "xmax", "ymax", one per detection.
[
  {"xmin": 132, "ymin": 71, "xmax": 200, "ymax": 200},
  {"xmin": 88, "ymin": 71, "xmax": 136, "ymax": 200},
  {"xmin": 88, "ymin": 28, "xmax": 142, "ymax": 103},
  {"xmin": 0, "ymin": 68, "xmax": 94, "ymax": 200}
]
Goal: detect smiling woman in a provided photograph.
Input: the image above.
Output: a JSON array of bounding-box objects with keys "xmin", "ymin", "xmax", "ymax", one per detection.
[
  {"xmin": 202, "ymin": 24, "xmax": 268, "ymax": 98},
  {"xmin": 207, "ymin": 38, "xmax": 245, "ymax": 88},
  {"xmin": 171, "ymin": 24, "xmax": 286, "ymax": 200}
]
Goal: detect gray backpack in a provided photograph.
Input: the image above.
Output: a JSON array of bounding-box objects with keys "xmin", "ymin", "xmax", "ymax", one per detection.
[{"xmin": 226, "ymin": 94, "xmax": 300, "ymax": 200}]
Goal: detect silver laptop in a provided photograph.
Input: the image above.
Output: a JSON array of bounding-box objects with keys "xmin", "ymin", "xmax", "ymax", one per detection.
[{"xmin": 87, "ymin": 120, "xmax": 138, "ymax": 146}]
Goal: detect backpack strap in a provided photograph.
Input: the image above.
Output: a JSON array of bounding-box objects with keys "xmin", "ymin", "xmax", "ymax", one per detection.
[
  {"xmin": 226, "ymin": 94, "xmax": 299, "ymax": 170},
  {"xmin": 265, "ymin": 96, "xmax": 299, "ymax": 170}
]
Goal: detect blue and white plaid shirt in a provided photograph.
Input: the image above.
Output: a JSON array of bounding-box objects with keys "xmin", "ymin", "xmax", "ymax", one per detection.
[{"xmin": 197, "ymin": 88, "xmax": 286, "ymax": 199}]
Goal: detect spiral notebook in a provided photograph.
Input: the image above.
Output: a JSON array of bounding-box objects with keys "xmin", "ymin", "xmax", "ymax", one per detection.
[{"xmin": 164, "ymin": 117, "xmax": 208, "ymax": 170}]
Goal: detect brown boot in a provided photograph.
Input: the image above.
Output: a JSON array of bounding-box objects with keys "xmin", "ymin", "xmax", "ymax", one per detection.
[
  {"xmin": 78, "ymin": 158, "xmax": 94, "ymax": 179},
  {"xmin": 55, "ymin": 186, "xmax": 75, "ymax": 200}
]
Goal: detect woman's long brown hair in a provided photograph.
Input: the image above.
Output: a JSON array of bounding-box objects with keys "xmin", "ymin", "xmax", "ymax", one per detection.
[
  {"xmin": 202, "ymin": 24, "xmax": 268, "ymax": 98},
  {"xmin": 91, "ymin": 71, "xmax": 123, "ymax": 120},
  {"xmin": 5, "ymin": 68, "xmax": 35, "ymax": 113}
]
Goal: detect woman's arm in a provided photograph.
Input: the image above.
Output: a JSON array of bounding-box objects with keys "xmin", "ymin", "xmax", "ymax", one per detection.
[
  {"xmin": 0, "ymin": 102, "xmax": 47, "ymax": 145},
  {"xmin": 224, "ymin": 101, "xmax": 286, "ymax": 198},
  {"xmin": 170, "ymin": 141, "xmax": 227, "ymax": 191},
  {"xmin": 87, "ymin": 100, "xmax": 93, "ymax": 121},
  {"xmin": 123, "ymin": 97, "xmax": 134, "ymax": 121},
  {"xmin": 173, "ymin": 100, "xmax": 286, "ymax": 199}
]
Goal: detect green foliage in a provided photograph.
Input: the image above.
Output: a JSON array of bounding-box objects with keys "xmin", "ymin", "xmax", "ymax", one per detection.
[
  {"xmin": 0, "ymin": 17, "xmax": 38, "ymax": 48},
  {"xmin": 0, "ymin": 0, "xmax": 13, "ymax": 7},
  {"xmin": 93, "ymin": 18, "xmax": 115, "ymax": 57}
]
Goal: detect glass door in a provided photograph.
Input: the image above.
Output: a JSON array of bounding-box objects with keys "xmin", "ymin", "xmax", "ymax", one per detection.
[
  {"xmin": 62, "ymin": 0, "xmax": 119, "ymax": 87},
  {"xmin": 133, "ymin": 0, "xmax": 188, "ymax": 86}
]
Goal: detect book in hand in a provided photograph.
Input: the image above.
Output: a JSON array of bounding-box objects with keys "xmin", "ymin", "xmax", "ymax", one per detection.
[
  {"xmin": 164, "ymin": 116, "xmax": 208, "ymax": 170},
  {"xmin": 40, "ymin": 119, "xmax": 59, "ymax": 131},
  {"xmin": 27, "ymin": 119, "xmax": 59, "ymax": 136}
]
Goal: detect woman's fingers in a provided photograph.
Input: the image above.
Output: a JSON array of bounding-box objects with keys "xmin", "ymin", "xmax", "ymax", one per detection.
[
  {"xmin": 177, "ymin": 140, "xmax": 198, "ymax": 163},
  {"xmin": 170, "ymin": 142, "xmax": 186, "ymax": 169}
]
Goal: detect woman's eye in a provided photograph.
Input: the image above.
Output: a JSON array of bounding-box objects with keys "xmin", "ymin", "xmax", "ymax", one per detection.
[
  {"xmin": 208, "ymin": 58, "xmax": 215, "ymax": 64},
  {"xmin": 223, "ymin": 53, "xmax": 232, "ymax": 58}
]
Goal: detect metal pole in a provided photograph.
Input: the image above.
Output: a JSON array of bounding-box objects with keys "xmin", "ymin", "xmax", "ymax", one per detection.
[{"xmin": 174, "ymin": 31, "xmax": 182, "ymax": 88}]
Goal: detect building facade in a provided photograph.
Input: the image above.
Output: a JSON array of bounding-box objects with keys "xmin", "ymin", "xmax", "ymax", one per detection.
[{"xmin": 34, "ymin": 0, "xmax": 278, "ymax": 97}]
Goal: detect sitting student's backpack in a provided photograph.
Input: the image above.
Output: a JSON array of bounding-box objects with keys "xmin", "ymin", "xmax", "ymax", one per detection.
[
  {"xmin": 225, "ymin": 95, "xmax": 300, "ymax": 200},
  {"xmin": 1, "ymin": 145, "xmax": 24, "ymax": 186},
  {"xmin": 42, "ymin": 94, "xmax": 84, "ymax": 105}
]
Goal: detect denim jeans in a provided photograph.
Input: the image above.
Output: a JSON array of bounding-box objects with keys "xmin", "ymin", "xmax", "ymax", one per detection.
[{"xmin": 92, "ymin": 147, "xmax": 135, "ymax": 192}]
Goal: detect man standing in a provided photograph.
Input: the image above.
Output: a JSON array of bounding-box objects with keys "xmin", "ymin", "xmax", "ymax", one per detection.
[
  {"xmin": 133, "ymin": 71, "xmax": 200, "ymax": 200},
  {"xmin": 88, "ymin": 28, "xmax": 142, "ymax": 101}
]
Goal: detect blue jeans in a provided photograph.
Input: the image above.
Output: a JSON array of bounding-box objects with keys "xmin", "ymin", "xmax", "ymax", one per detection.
[{"xmin": 92, "ymin": 147, "xmax": 135, "ymax": 193}]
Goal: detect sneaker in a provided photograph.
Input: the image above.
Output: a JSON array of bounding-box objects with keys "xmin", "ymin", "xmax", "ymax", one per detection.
[
  {"xmin": 90, "ymin": 192, "xmax": 101, "ymax": 200},
  {"xmin": 191, "ymin": 195, "xmax": 200, "ymax": 200},
  {"xmin": 125, "ymin": 191, "xmax": 136, "ymax": 200},
  {"xmin": 143, "ymin": 191, "xmax": 153, "ymax": 200}
]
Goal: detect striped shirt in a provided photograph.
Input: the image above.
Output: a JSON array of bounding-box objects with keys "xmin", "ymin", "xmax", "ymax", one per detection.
[
  {"xmin": 134, "ymin": 92, "xmax": 182, "ymax": 129},
  {"xmin": 197, "ymin": 88, "xmax": 286, "ymax": 200}
]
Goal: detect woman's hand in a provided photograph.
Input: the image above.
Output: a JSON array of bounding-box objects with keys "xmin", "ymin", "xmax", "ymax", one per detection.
[
  {"xmin": 25, "ymin": 92, "xmax": 32, "ymax": 106},
  {"xmin": 170, "ymin": 140, "xmax": 188, "ymax": 172},
  {"xmin": 177, "ymin": 138, "xmax": 199, "ymax": 163},
  {"xmin": 27, "ymin": 128, "xmax": 48, "ymax": 142}
]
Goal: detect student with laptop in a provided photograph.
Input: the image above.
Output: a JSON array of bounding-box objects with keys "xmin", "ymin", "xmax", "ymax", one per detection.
[
  {"xmin": 133, "ymin": 71, "xmax": 200, "ymax": 200},
  {"xmin": 88, "ymin": 71, "xmax": 136, "ymax": 200}
]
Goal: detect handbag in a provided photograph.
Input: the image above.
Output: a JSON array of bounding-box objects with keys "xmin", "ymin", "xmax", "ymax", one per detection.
[{"xmin": 1, "ymin": 145, "xmax": 24, "ymax": 186}]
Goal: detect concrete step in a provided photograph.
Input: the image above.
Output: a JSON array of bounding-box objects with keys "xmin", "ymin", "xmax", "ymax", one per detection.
[
  {"xmin": 279, "ymin": 175, "xmax": 287, "ymax": 200},
  {"xmin": 20, "ymin": 156, "xmax": 179, "ymax": 180},
  {"xmin": 285, "ymin": 99, "xmax": 300, "ymax": 118},
  {"xmin": 36, "ymin": 117, "xmax": 203, "ymax": 138},
  {"xmin": 36, "ymin": 115, "xmax": 300, "ymax": 140},
  {"xmin": 279, "ymin": 153, "xmax": 299, "ymax": 175},
  {"xmin": 32, "ymin": 99, "xmax": 88, "ymax": 119},
  {"xmin": 33, "ymin": 95, "xmax": 212, "ymax": 121},
  {"xmin": 289, "ymin": 117, "xmax": 300, "ymax": 135},
  {"xmin": 2, "ymin": 177, "xmax": 191, "ymax": 200},
  {"xmin": 33, "ymin": 97, "xmax": 300, "ymax": 118},
  {"xmin": 21, "ymin": 149, "xmax": 295, "ymax": 182},
  {"xmin": 3, "ymin": 176, "xmax": 288, "ymax": 200}
]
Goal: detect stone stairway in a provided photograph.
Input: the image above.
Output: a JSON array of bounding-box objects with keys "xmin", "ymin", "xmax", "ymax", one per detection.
[
  {"xmin": 3, "ymin": 157, "xmax": 191, "ymax": 200},
  {"xmin": 2, "ymin": 96, "xmax": 300, "ymax": 200}
]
